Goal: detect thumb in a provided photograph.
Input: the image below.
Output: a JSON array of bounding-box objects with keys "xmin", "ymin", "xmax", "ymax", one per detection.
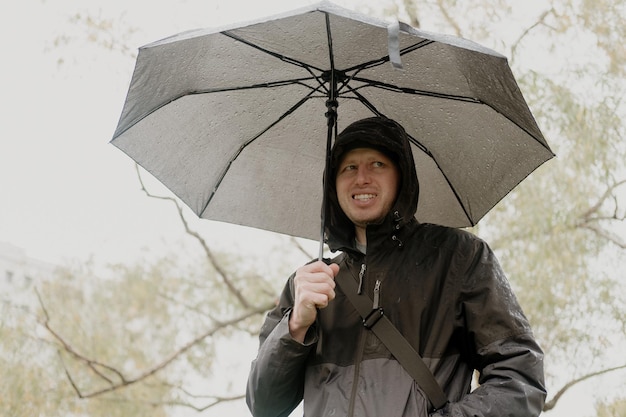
[{"xmin": 329, "ymin": 263, "xmax": 340, "ymax": 277}]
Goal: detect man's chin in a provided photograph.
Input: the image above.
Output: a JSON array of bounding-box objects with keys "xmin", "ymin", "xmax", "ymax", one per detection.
[{"xmin": 354, "ymin": 217, "xmax": 385, "ymax": 228}]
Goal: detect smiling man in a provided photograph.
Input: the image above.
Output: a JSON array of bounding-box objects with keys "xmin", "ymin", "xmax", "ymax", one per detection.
[
  {"xmin": 247, "ymin": 117, "xmax": 546, "ymax": 417},
  {"xmin": 335, "ymin": 146, "xmax": 400, "ymax": 245}
]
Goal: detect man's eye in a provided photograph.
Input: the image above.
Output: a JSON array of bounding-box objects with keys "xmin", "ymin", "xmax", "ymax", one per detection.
[{"xmin": 373, "ymin": 161, "xmax": 384, "ymax": 168}]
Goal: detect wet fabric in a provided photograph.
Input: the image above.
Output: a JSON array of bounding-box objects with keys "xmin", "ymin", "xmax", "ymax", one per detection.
[
  {"xmin": 247, "ymin": 117, "xmax": 546, "ymax": 417},
  {"xmin": 111, "ymin": 2, "xmax": 554, "ymax": 242}
]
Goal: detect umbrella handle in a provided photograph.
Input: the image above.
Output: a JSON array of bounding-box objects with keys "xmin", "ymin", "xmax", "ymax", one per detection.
[
  {"xmin": 319, "ymin": 99, "xmax": 338, "ymax": 260},
  {"xmin": 320, "ymin": 14, "xmax": 338, "ymax": 262}
]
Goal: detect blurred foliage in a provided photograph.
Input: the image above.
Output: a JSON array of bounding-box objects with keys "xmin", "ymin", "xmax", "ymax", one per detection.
[
  {"xmin": 1, "ymin": 238, "xmax": 308, "ymax": 416},
  {"xmin": 597, "ymin": 396, "xmax": 626, "ymax": 417}
]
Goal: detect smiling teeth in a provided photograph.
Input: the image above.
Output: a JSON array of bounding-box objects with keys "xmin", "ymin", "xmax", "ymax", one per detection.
[{"xmin": 354, "ymin": 194, "xmax": 375, "ymax": 200}]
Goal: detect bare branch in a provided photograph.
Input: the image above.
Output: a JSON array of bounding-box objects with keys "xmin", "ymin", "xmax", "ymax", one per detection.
[
  {"xmin": 580, "ymin": 223, "xmax": 626, "ymax": 249},
  {"xmin": 435, "ymin": 0, "xmax": 462, "ymax": 37},
  {"xmin": 400, "ymin": 0, "xmax": 420, "ymax": 28},
  {"xmin": 575, "ymin": 179, "xmax": 626, "ymax": 248},
  {"xmin": 156, "ymin": 290, "xmax": 219, "ymax": 320},
  {"xmin": 543, "ymin": 364, "xmax": 626, "ymax": 411},
  {"xmin": 289, "ymin": 237, "xmax": 315, "ymax": 259},
  {"xmin": 58, "ymin": 351, "xmax": 88, "ymax": 397},
  {"xmin": 166, "ymin": 393, "xmax": 246, "ymax": 412},
  {"xmin": 74, "ymin": 305, "xmax": 271, "ymax": 399},
  {"xmin": 36, "ymin": 289, "xmax": 126, "ymax": 390},
  {"xmin": 135, "ymin": 164, "xmax": 251, "ymax": 309},
  {"xmin": 510, "ymin": 8, "xmax": 556, "ymax": 60},
  {"xmin": 39, "ymin": 283, "xmax": 274, "ymax": 399},
  {"xmin": 94, "ymin": 392, "xmax": 246, "ymax": 412},
  {"xmin": 580, "ymin": 179, "xmax": 626, "ymax": 221}
]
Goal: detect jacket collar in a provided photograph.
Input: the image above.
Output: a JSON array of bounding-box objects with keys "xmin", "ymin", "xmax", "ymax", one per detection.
[{"xmin": 328, "ymin": 208, "xmax": 419, "ymax": 256}]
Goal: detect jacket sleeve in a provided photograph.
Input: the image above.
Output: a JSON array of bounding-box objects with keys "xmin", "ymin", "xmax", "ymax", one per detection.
[
  {"xmin": 433, "ymin": 238, "xmax": 547, "ymax": 417},
  {"xmin": 246, "ymin": 275, "xmax": 317, "ymax": 417}
]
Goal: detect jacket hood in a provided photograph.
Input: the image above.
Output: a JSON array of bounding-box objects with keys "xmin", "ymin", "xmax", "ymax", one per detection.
[{"xmin": 324, "ymin": 117, "xmax": 420, "ymax": 251}]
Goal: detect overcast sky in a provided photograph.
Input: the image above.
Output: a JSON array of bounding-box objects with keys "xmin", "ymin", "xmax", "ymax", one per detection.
[{"xmin": 1, "ymin": 0, "xmax": 334, "ymax": 267}]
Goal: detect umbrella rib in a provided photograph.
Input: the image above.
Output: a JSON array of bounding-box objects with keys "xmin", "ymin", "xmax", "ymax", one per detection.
[
  {"xmin": 220, "ymin": 30, "xmax": 332, "ymax": 96},
  {"xmin": 117, "ymin": 28, "xmax": 339, "ymax": 140},
  {"xmin": 407, "ymin": 135, "xmax": 475, "ymax": 226},
  {"xmin": 189, "ymin": 77, "xmax": 323, "ymax": 95},
  {"xmin": 113, "ymin": 77, "xmax": 328, "ymax": 139},
  {"xmin": 342, "ymin": 39, "xmax": 435, "ymax": 75},
  {"xmin": 345, "ymin": 76, "xmax": 550, "ymax": 152},
  {"xmin": 221, "ymin": 30, "xmax": 327, "ymax": 74},
  {"xmin": 345, "ymin": 76, "xmax": 481, "ymax": 103},
  {"xmin": 199, "ymin": 91, "xmax": 319, "ymax": 218},
  {"xmin": 346, "ymin": 91, "xmax": 432, "ymax": 157}
]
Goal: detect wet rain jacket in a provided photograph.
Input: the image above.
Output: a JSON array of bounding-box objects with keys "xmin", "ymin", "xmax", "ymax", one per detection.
[{"xmin": 247, "ymin": 118, "xmax": 546, "ymax": 417}]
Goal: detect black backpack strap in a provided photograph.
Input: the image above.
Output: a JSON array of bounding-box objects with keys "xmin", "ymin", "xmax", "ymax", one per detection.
[{"xmin": 335, "ymin": 270, "xmax": 448, "ymax": 410}]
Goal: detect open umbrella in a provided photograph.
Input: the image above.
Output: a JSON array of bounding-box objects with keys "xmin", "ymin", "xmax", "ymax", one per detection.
[{"xmin": 111, "ymin": 1, "xmax": 553, "ymax": 255}]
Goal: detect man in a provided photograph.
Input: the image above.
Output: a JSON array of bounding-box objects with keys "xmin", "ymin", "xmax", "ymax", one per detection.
[{"xmin": 247, "ymin": 117, "xmax": 546, "ymax": 417}]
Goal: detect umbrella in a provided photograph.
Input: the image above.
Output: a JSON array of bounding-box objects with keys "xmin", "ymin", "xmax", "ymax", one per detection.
[{"xmin": 111, "ymin": 1, "xmax": 553, "ymax": 255}]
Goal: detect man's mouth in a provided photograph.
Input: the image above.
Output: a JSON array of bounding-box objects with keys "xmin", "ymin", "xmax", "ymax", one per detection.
[{"xmin": 353, "ymin": 193, "xmax": 376, "ymax": 201}]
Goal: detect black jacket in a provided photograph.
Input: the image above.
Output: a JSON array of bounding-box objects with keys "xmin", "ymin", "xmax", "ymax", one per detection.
[{"xmin": 247, "ymin": 117, "xmax": 546, "ymax": 417}]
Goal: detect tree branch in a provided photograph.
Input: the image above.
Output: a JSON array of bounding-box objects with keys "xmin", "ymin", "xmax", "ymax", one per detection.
[
  {"xmin": 576, "ymin": 179, "xmax": 626, "ymax": 248},
  {"xmin": 580, "ymin": 223, "xmax": 626, "ymax": 249},
  {"xmin": 289, "ymin": 237, "xmax": 315, "ymax": 260},
  {"xmin": 135, "ymin": 164, "xmax": 251, "ymax": 309},
  {"xmin": 543, "ymin": 364, "xmax": 626, "ymax": 411},
  {"xmin": 77, "ymin": 306, "xmax": 269, "ymax": 398},
  {"xmin": 510, "ymin": 8, "xmax": 556, "ymax": 61},
  {"xmin": 38, "ymin": 284, "xmax": 274, "ymax": 399},
  {"xmin": 95, "ymin": 392, "xmax": 246, "ymax": 412},
  {"xmin": 36, "ymin": 288, "xmax": 127, "ymax": 391},
  {"xmin": 164, "ymin": 393, "xmax": 247, "ymax": 412},
  {"xmin": 579, "ymin": 179, "xmax": 626, "ymax": 221},
  {"xmin": 435, "ymin": 0, "xmax": 462, "ymax": 37},
  {"xmin": 400, "ymin": 0, "xmax": 420, "ymax": 28}
]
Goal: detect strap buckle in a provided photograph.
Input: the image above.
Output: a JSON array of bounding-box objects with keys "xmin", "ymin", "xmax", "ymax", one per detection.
[{"xmin": 363, "ymin": 307, "xmax": 385, "ymax": 329}]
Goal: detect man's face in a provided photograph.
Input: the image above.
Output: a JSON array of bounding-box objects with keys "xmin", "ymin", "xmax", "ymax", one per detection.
[{"xmin": 335, "ymin": 147, "xmax": 400, "ymax": 232}]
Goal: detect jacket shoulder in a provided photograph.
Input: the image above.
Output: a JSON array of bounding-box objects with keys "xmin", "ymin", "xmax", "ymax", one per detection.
[{"xmin": 415, "ymin": 223, "xmax": 484, "ymax": 248}]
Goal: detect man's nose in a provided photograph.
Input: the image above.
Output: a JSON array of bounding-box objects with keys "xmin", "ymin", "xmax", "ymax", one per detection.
[{"xmin": 355, "ymin": 166, "xmax": 371, "ymax": 184}]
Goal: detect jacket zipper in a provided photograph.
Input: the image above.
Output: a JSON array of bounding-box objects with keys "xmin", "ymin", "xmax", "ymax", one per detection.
[
  {"xmin": 357, "ymin": 263, "xmax": 366, "ymax": 294},
  {"xmin": 348, "ymin": 305, "xmax": 368, "ymax": 417},
  {"xmin": 349, "ymin": 262, "xmax": 380, "ymax": 417},
  {"xmin": 373, "ymin": 279, "xmax": 381, "ymax": 309},
  {"xmin": 349, "ymin": 262, "xmax": 367, "ymax": 416}
]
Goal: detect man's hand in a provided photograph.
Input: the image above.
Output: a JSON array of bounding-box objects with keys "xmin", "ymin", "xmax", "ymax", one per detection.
[{"xmin": 289, "ymin": 261, "xmax": 340, "ymax": 343}]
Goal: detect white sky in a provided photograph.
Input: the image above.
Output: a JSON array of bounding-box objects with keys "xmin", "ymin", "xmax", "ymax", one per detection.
[
  {"xmin": 0, "ymin": 0, "xmax": 327, "ymax": 267},
  {"xmin": 0, "ymin": 1, "xmax": 622, "ymax": 416}
]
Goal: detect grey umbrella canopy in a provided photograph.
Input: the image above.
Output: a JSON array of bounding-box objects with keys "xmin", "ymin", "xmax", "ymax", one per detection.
[{"xmin": 111, "ymin": 1, "xmax": 553, "ymax": 244}]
